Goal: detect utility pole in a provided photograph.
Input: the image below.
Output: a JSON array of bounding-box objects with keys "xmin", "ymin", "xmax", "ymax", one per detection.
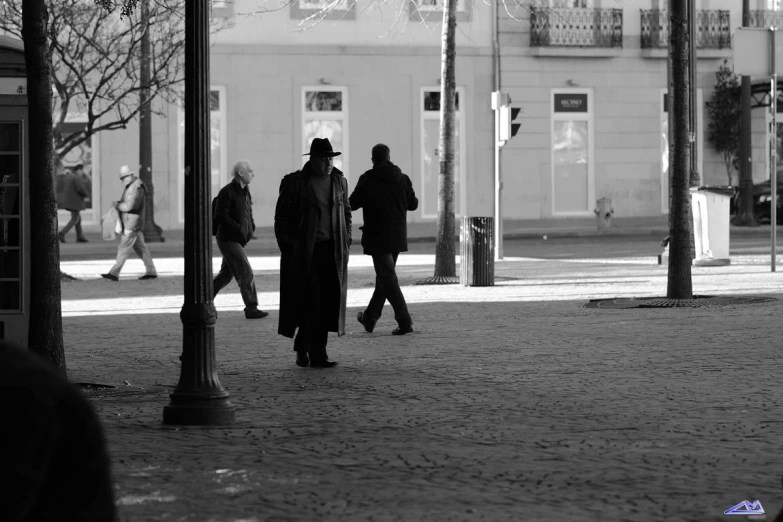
[
  {"xmin": 492, "ymin": 0, "xmax": 503, "ymax": 261},
  {"xmin": 736, "ymin": 0, "xmax": 759, "ymax": 226},
  {"xmin": 688, "ymin": 0, "xmax": 699, "ymax": 187},
  {"xmin": 139, "ymin": 0, "xmax": 164, "ymax": 242}
]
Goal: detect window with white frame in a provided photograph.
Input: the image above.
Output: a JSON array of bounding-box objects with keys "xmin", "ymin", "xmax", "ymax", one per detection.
[
  {"xmin": 550, "ymin": 89, "xmax": 594, "ymax": 216},
  {"xmin": 409, "ymin": 0, "xmax": 471, "ymax": 22},
  {"xmin": 302, "ymin": 87, "xmax": 348, "ymax": 180},
  {"xmin": 178, "ymin": 87, "xmax": 227, "ymax": 223},
  {"xmin": 420, "ymin": 87, "xmax": 466, "ymax": 219},
  {"xmin": 291, "ymin": 0, "xmax": 356, "ymax": 20}
]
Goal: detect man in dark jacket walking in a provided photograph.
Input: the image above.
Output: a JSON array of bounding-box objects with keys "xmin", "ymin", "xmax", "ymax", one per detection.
[
  {"xmin": 213, "ymin": 160, "xmax": 268, "ymax": 319},
  {"xmin": 350, "ymin": 144, "xmax": 418, "ymax": 335},
  {"xmin": 275, "ymin": 138, "xmax": 351, "ymax": 368},
  {"xmin": 57, "ymin": 163, "xmax": 90, "ymax": 243}
]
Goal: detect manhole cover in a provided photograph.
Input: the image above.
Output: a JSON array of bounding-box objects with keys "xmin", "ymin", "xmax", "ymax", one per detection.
[{"xmin": 584, "ymin": 295, "xmax": 778, "ymax": 309}]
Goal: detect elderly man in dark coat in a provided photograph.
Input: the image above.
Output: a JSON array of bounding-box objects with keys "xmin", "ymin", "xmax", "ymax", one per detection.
[
  {"xmin": 57, "ymin": 163, "xmax": 90, "ymax": 243},
  {"xmin": 274, "ymin": 138, "xmax": 351, "ymax": 368},
  {"xmin": 212, "ymin": 160, "xmax": 268, "ymax": 319},
  {"xmin": 350, "ymin": 143, "xmax": 418, "ymax": 335}
]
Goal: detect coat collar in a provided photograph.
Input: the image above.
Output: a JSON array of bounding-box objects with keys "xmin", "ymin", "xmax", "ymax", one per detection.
[{"xmin": 299, "ymin": 162, "xmax": 342, "ymax": 208}]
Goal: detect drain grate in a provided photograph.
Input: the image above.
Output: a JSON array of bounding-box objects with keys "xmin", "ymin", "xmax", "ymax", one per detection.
[{"xmin": 584, "ymin": 295, "xmax": 778, "ymax": 309}]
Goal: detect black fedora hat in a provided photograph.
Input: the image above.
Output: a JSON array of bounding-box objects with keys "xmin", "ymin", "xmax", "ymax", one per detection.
[{"xmin": 303, "ymin": 137, "xmax": 341, "ymax": 158}]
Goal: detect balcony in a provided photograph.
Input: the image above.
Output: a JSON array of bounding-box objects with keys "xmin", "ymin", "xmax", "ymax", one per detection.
[
  {"xmin": 529, "ymin": 6, "xmax": 623, "ymax": 53},
  {"xmin": 640, "ymin": 9, "xmax": 731, "ymax": 50},
  {"xmin": 749, "ymin": 10, "xmax": 783, "ymax": 28}
]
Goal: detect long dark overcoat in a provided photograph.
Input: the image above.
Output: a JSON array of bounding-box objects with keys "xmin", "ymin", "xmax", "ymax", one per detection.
[{"xmin": 274, "ymin": 162, "xmax": 351, "ymax": 339}]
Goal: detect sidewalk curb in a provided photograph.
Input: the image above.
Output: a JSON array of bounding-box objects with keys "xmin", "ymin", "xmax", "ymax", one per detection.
[{"xmin": 406, "ymin": 228, "xmax": 671, "ymax": 243}]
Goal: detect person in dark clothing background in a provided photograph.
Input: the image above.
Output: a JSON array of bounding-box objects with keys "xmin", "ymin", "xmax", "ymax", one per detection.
[
  {"xmin": 57, "ymin": 163, "xmax": 90, "ymax": 243},
  {"xmin": 275, "ymin": 138, "xmax": 352, "ymax": 368},
  {"xmin": 213, "ymin": 160, "xmax": 268, "ymax": 319},
  {"xmin": 0, "ymin": 341, "xmax": 116, "ymax": 522},
  {"xmin": 350, "ymin": 143, "xmax": 418, "ymax": 335}
]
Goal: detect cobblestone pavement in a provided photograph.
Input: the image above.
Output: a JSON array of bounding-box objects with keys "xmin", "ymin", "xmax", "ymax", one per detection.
[{"xmin": 60, "ymin": 253, "xmax": 783, "ymax": 522}]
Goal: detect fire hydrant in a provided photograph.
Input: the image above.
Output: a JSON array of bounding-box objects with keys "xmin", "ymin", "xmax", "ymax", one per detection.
[{"xmin": 594, "ymin": 197, "xmax": 614, "ymax": 230}]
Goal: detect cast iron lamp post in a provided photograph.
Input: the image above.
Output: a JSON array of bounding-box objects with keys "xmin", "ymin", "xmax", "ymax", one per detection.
[
  {"xmin": 163, "ymin": 0, "xmax": 235, "ymax": 426},
  {"xmin": 139, "ymin": 0, "xmax": 164, "ymax": 242}
]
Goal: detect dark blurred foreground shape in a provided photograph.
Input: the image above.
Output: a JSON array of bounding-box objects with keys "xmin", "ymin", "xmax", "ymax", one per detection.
[{"xmin": 0, "ymin": 342, "xmax": 116, "ymax": 522}]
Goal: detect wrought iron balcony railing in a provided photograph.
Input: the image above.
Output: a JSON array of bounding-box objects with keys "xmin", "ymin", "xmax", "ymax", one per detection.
[
  {"xmin": 530, "ymin": 7, "xmax": 623, "ymax": 48},
  {"xmin": 749, "ymin": 10, "xmax": 783, "ymax": 28},
  {"xmin": 640, "ymin": 9, "xmax": 730, "ymax": 49}
]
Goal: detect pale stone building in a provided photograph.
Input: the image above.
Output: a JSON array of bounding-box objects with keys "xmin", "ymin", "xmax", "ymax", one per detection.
[{"xmin": 61, "ymin": 0, "xmax": 781, "ymax": 231}]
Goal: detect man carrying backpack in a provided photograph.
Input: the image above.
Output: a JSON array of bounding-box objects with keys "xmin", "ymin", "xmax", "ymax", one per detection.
[{"xmin": 212, "ymin": 160, "xmax": 268, "ymax": 319}]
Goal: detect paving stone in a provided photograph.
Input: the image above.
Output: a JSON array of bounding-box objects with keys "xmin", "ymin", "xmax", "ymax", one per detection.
[{"xmin": 59, "ymin": 254, "xmax": 783, "ymax": 521}]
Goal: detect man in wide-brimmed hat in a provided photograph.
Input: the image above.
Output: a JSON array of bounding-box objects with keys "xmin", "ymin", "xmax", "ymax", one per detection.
[
  {"xmin": 274, "ymin": 138, "xmax": 351, "ymax": 368},
  {"xmin": 101, "ymin": 165, "xmax": 157, "ymax": 281}
]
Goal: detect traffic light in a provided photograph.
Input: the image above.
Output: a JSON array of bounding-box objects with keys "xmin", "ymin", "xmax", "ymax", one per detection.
[{"xmin": 499, "ymin": 105, "xmax": 521, "ymax": 142}]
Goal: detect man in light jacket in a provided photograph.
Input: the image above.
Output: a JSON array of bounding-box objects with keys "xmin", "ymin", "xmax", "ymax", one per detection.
[
  {"xmin": 101, "ymin": 166, "xmax": 157, "ymax": 281},
  {"xmin": 350, "ymin": 144, "xmax": 418, "ymax": 335}
]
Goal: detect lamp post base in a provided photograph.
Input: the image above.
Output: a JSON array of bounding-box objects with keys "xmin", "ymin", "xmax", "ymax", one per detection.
[
  {"xmin": 143, "ymin": 222, "xmax": 165, "ymax": 243},
  {"xmin": 163, "ymin": 397, "xmax": 236, "ymax": 426}
]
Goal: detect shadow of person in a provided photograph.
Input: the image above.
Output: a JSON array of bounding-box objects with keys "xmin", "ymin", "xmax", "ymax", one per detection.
[{"xmin": 0, "ymin": 342, "xmax": 116, "ymax": 521}]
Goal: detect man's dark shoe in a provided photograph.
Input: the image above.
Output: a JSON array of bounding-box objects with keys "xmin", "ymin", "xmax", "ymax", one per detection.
[
  {"xmin": 58, "ymin": 232, "xmax": 66, "ymax": 243},
  {"xmin": 295, "ymin": 351, "xmax": 309, "ymax": 368},
  {"xmin": 100, "ymin": 273, "xmax": 119, "ymax": 281},
  {"xmin": 392, "ymin": 324, "xmax": 413, "ymax": 336},
  {"xmin": 310, "ymin": 359, "xmax": 338, "ymax": 368},
  {"xmin": 76, "ymin": 237, "xmax": 89, "ymax": 243},
  {"xmin": 245, "ymin": 308, "xmax": 269, "ymax": 319},
  {"xmin": 357, "ymin": 311, "xmax": 374, "ymax": 333},
  {"xmin": 138, "ymin": 274, "xmax": 158, "ymax": 280}
]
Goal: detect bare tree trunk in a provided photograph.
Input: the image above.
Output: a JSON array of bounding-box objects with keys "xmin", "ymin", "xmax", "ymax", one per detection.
[
  {"xmin": 432, "ymin": 0, "xmax": 458, "ymax": 280},
  {"xmin": 22, "ymin": 0, "xmax": 66, "ymax": 373},
  {"xmin": 667, "ymin": 0, "xmax": 693, "ymax": 299}
]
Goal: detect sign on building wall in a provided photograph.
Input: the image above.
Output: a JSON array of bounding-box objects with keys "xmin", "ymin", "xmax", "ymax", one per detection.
[
  {"xmin": 554, "ymin": 93, "xmax": 588, "ymax": 113},
  {"xmin": 0, "ymin": 78, "xmax": 26, "ymax": 96}
]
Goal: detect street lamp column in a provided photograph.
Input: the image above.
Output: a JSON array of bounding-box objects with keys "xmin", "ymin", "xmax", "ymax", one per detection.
[
  {"xmin": 139, "ymin": 0, "xmax": 164, "ymax": 242},
  {"xmin": 163, "ymin": 0, "xmax": 235, "ymax": 426}
]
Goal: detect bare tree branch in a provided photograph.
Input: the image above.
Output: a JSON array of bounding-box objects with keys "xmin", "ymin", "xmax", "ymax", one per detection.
[{"xmin": 1, "ymin": 0, "xmax": 228, "ymax": 163}]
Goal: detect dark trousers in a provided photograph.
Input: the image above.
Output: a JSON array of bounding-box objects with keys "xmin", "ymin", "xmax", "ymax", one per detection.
[
  {"xmin": 294, "ymin": 239, "xmax": 339, "ymax": 362},
  {"xmin": 213, "ymin": 240, "xmax": 259, "ymax": 310},
  {"xmin": 364, "ymin": 252, "xmax": 412, "ymax": 328},
  {"xmin": 59, "ymin": 209, "xmax": 85, "ymax": 239}
]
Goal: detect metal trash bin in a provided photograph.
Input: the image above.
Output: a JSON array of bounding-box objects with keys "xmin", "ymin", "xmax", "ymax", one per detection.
[
  {"xmin": 460, "ymin": 216, "xmax": 494, "ymax": 286},
  {"xmin": 690, "ymin": 186, "xmax": 733, "ymax": 266}
]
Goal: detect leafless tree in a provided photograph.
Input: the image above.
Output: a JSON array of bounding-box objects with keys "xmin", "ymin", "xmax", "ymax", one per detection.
[{"xmin": 1, "ymin": 0, "xmax": 197, "ymax": 164}]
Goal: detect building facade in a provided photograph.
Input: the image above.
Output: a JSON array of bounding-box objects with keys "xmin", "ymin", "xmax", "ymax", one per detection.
[{"xmin": 62, "ymin": 0, "xmax": 782, "ymax": 232}]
